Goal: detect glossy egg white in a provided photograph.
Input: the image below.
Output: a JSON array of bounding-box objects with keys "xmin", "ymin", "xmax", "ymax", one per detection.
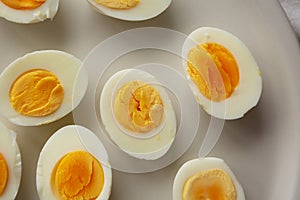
[
  {"xmin": 36, "ymin": 125, "xmax": 112, "ymax": 200},
  {"xmin": 0, "ymin": 122, "xmax": 21, "ymax": 200},
  {"xmin": 100, "ymin": 69, "xmax": 176, "ymax": 160},
  {"xmin": 0, "ymin": 50, "xmax": 88, "ymax": 126},
  {"xmin": 173, "ymin": 157, "xmax": 245, "ymax": 200},
  {"xmin": 182, "ymin": 27, "xmax": 262, "ymax": 120},
  {"xmin": 86, "ymin": 0, "xmax": 171, "ymax": 21},
  {"xmin": 0, "ymin": 0, "xmax": 59, "ymax": 24}
]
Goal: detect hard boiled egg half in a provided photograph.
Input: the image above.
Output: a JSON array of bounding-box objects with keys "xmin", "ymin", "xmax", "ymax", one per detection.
[
  {"xmin": 0, "ymin": 0, "xmax": 59, "ymax": 23},
  {"xmin": 182, "ymin": 27, "xmax": 262, "ymax": 120},
  {"xmin": 36, "ymin": 125, "xmax": 112, "ymax": 200},
  {"xmin": 173, "ymin": 157, "xmax": 245, "ymax": 200},
  {"xmin": 100, "ymin": 69, "xmax": 176, "ymax": 160},
  {"xmin": 0, "ymin": 122, "xmax": 21, "ymax": 200},
  {"xmin": 86, "ymin": 0, "xmax": 171, "ymax": 21},
  {"xmin": 0, "ymin": 50, "xmax": 88, "ymax": 126}
]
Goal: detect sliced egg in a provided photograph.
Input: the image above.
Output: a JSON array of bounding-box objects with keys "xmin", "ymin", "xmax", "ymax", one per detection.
[
  {"xmin": 86, "ymin": 0, "xmax": 172, "ymax": 21},
  {"xmin": 0, "ymin": 50, "xmax": 88, "ymax": 126},
  {"xmin": 182, "ymin": 27, "xmax": 262, "ymax": 120},
  {"xmin": 0, "ymin": 0, "xmax": 59, "ymax": 23},
  {"xmin": 36, "ymin": 125, "xmax": 112, "ymax": 200},
  {"xmin": 173, "ymin": 157, "xmax": 245, "ymax": 200},
  {"xmin": 100, "ymin": 69, "xmax": 176, "ymax": 160},
  {"xmin": 0, "ymin": 122, "xmax": 21, "ymax": 200}
]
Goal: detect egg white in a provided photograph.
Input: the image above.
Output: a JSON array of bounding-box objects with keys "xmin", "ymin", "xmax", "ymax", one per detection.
[
  {"xmin": 100, "ymin": 69, "xmax": 176, "ymax": 160},
  {"xmin": 0, "ymin": 0, "xmax": 59, "ymax": 24},
  {"xmin": 0, "ymin": 122, "xmax": 21, "ymax": 200},
  {"xmin": 173, "ymin": 157, "xmax": 245, "ymax": 200},
  {"xmin": 0, "ymin": 50, "xmax": 88, "ymax": 126},
  {"xmin": 86, "ymin": 0, "xmax": 171, "ymax": 21},
  {"xmin": 182, "ymin": 27, "xmax": 262, "ymax": 120},
  {"xmin": 36, "ymin": 125, "xmax": 112, "ymax": 200}
]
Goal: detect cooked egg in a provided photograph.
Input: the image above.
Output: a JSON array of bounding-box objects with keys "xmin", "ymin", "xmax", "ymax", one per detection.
[
  {"xmin": 36, "ymin": 125, "xmax": 112, "ymax": 200},
  {"xmin": 94, "ymin": 0, "xmax": 139, "ymax": 9},
  {"xmin": 0, "ymin": 122, "xmax": 22, "ymax": 200},
  {"xmin": 0, "ymin": 0, "xmax": 59, "ymax": 23},
  {"xmin": 182, "ymin": 27, "xmax": 262, "ymax": 120},
  {"xmin": 86, "ymin": 0, "xmax": 172, "ymax": 21},
  {"xmin": 100, "ymin": 69, "xmax": 176, "ymax": 160},
  {"xmin": 0, "ymin": 50, "xmax": 88, "ymax": 126},
  {"xmin": 113, "ymin": 79, "xmax": 164, "ymax": 134},
  {"xmin": 173, "ymin": 157, "xmax": 245, "ymax": 200}
]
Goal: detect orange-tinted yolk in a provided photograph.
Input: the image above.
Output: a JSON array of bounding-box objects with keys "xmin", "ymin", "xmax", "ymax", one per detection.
[
  {"xmin": 187, "ymin": 43, "xmax": 239, "ymax": 102},
  {"xmin": 94, "ymin": 0, "xmax": 139, "ymax": 9},
  {"xmin": 0, "ymin": 153, "xmax": 8, "ymax": 196},
  {"xmin": 9, "ymin": 69, "xmax": 64, "ymax": 117},
  {"xmin": 52, "ymin": 151, "xmax": 105, "ymax": 200},
  {"xmin": 182, "ymin": 169, "xmax": 237, "ymax": 200},
  {"xmin": 114, "ymin": 81, "xmax": 164, "ymax": 133},
  {"xmin": 1, "ymin": 0, "xmax": 45, "ymax": 10}
]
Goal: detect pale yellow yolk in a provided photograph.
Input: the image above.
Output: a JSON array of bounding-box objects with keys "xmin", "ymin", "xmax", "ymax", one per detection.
[
  {"xmin": 94, "ymin": 0, "xmax": 139, "ymax": 9},
  {"xmin": 187, "ymin": 43, "xmax": 240, "ymax": 102},
  {"xmin": 0, "ymin": 153, "xmax": 8, "ymax": 196},
  {"xmin": 182, "ymin": 169, "xmax": 237, "ymax": 200},
  {"xmin": 0, "ymin": 0, "xmax": 45, "ymax": 10},
  {"xmin": 113, "ymin": 80, "xmax": 164, "ymax": 134},
  {"xmin": 9, "ymin": 69, "xmax": 64, "ymax": 117},
  {"xmin": 52, "ymin": 151, "xmax": 105, "ymax": 200}
]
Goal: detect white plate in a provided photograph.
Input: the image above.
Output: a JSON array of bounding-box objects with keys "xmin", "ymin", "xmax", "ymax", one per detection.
[{"xmin": 0, "ymin": 0, "xmax": 299, "ymax": 199}]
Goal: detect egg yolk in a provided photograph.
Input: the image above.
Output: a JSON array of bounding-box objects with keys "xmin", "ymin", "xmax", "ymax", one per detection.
[
  {"xmin": 94, "ymin": 0, "xmax": 139, "ymax": 9},
  {"xmin": 114, "ymin": 80, "xmax": 164, "ymax": 133},
  {"xmin": 9, "ymin": 69, "xmax": 64, "ymax": 117},
  {"xmin": 0, "ymin": 153, "xmax": 8, "ymax": 196},
  {"xmin": 182, "ymin": 169, "xmax": 237, "ymax": 200},
  {"xmin": 187, "ymin": 43, "xmax": 239, "ymax": 102},
  {"xmin": 52, "ymin": 151, "xmax": 105, "ymax": 200},
  {"xmin": 0, "ymin": 0, "xmax": 45, "ymax": 10}
]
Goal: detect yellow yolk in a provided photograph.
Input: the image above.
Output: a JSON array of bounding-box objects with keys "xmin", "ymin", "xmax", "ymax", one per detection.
[
  {"xmin": 182, "ymin": 169, "xmax": 237, "ymax": 200},
  {"xmin": 0, "ymin": 153, "xmax": 8, "ymax": 196},
  {"xmin": 94, "ymin": 0, "xmax": 139, "ymax": 9},
  {"xmin": 0, "ymin": 0, "xmax": 45, "ymax": 10},
  {"xmin": 187, "ymin": 43, "xmax": 239, "ymax": 102},
  {"xmin": 52, "ymin": 151, "xmax": 104, "ymax": 200},
  {"xmin": 113, "ymin": 80, "xmax": 164, "ymax": 133},
  {"xmin": 9, "ymin": 69, "xmax": 64, "ymax": 117}
]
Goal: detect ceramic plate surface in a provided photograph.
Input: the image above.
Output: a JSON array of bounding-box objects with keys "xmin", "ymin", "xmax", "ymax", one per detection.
[{"xmin": 0, "ymin": 0, "xmax": 299, "ymax": 199}]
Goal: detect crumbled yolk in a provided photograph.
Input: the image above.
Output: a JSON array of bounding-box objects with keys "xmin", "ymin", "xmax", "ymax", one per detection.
[
  {"xmin": 113, "ymin": 80, "xmax": 164, "ymax": 133},
  {"xmin": 0, "ymin": 153, "xmax": 8, "ymax": 196},
  {"xmin": 187, "ymin": 43, "xmax": 239, "ymax": 102},
  {"xmin": 94, "ymin": 0, "xmax": 139, "ymax": 9},
  {"xmin": 0, "ymin": 0, "xmax": 45, "ymax": 10},
  {"xmin": 52, "ymin": 151, "xmax": 105, "ymax": 200},
  {"xmin": 9, "ymin": 69, "xmax": 64, "ymax": 117},
  {"xmin": 182, "ymin": 169, "xmax": 237, "ymax": 200}
]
